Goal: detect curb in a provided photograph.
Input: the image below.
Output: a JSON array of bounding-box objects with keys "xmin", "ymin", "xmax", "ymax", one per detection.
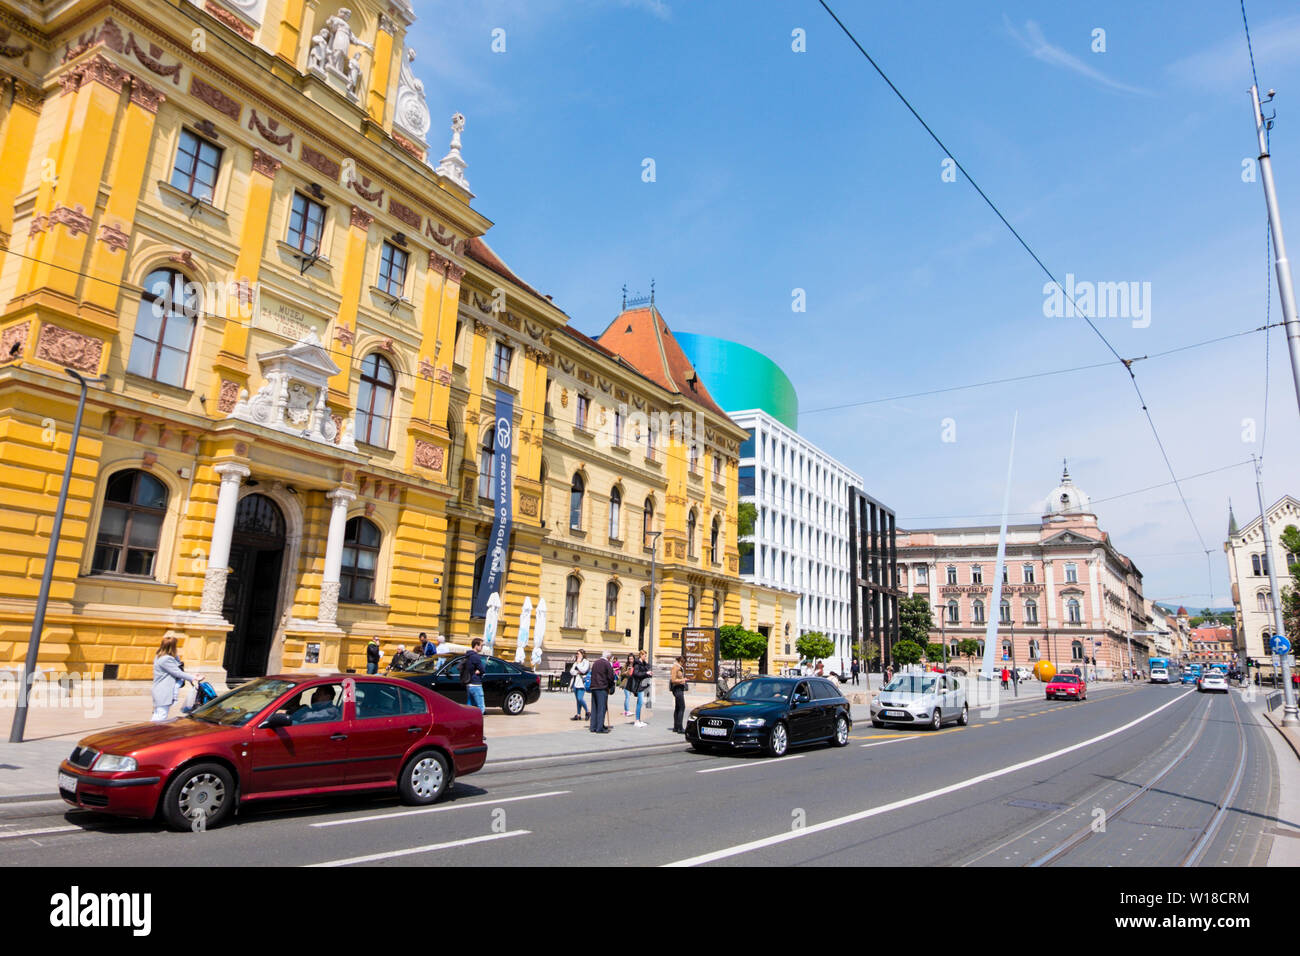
[
  {"xmin": 1263, "ymin": 707, "xmax": 1300, "ymax": 762},
  {"xmin": 478, "ymin": 739, "xmax": 684, "ymax": 772},
  {"xmin": 0, "ymin": 791, "xmax": 59, "ymax": 804}
]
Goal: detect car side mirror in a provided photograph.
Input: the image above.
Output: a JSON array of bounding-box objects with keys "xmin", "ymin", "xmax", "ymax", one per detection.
[{"xmin": 260, "ymin": 712, "xmax": 292, "ymax": 729}]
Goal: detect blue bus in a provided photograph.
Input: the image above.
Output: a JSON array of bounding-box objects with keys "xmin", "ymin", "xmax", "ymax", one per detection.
[
  {"xmin": 1150, "ymin": 657, "xmax": 1181, "ymax": 684},
  {"xmin": 1181, "ymin": 662, "xmax": 1202, "ymax": 686}
]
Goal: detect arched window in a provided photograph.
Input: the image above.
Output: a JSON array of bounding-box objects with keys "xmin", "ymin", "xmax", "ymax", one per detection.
[
  {"xmin": 127, "ymin": 269, "xmax": 197, "ymax": 388},
  {"xmin": 688, "ymin": 442, "xmax": 699, "ymax": 473},
  {"xmin": 687, "ymin": 510, "xmax": 697, "ymax": 557},
  {"xmin": 569, "ymin": 473, "xmax": 585, "ymax": 529},
  {"xmin": 946, "ymin": 599, "xmax": 959, "ymax": 625},
  {"xmin": 972, "ymin": 599, "xmax": 985, "ymax": 625},
  {"xmin": 999, "ymin": 598, "xmax": 1011, "ymax": 625},
  {"xmin": 949, "ymin": 639, "xmax": 959, "ymax": 657},
  {"xmin": 605, "ymin": 580, "xmax": 619, "ymax": 628},
  {"xmin": 1258, "ymin": 592, "xmax": 1269, "ymax": 612},
  {"xmin": 356, "ymin": 353, "xmax": 396, "ymax": 447},
  {"xmin": 1071, "ymin": 640, "xmax": 1084, "ymax": 661},
  {"xmin": 710, "ymin": 516, "xmax": 720, "ymax": 564},
  {"xmin": 608, "ymin": 486, "xmax": 621, "ymax": 540},
  {"xmin": 1066, "ymin": 598, "xmax": 1081, "ymax": 624},
  {"xmin": 687, "ymin": 590, "xmax": 697, "ymax": 626},
  {"xmin": 1028, "ymin": 639, "xmax": 1040, "ymax": 660},
  {"xmin": 1001, "ymin": 639, "xmax": 1012, "ymax": 659},
  {"xmin": 477, "ymin": 428, "xmax": 495, "ymax": 499},
  {"xmin": 643, "ymin": 496, "xmax": 655, "ymax": 549},
  {"xmin": 340, "ymin": 516, "xmax": 381, "ymax": 603},
  {"xmin": 91, "ymin": 470, "xmax": 169, "ymax": 576},
  {"xmin": 1024, "ymin": 599, "xmax": 1038, "ymax": 625},
  {"xmin": 565, "ymin": 574, "xmax": 581, "ymax": 628}
]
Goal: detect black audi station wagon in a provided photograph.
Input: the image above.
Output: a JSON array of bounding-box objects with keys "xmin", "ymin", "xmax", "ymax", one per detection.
[{"xmin": 685, "ymin": 676, "xmax": 852, "ymax": 757}]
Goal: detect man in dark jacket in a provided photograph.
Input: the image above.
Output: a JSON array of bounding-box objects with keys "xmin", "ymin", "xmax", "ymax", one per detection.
[
  {"xmin": 588, "ymin": 652, "xmax": 615, "ymax": 733},
  {"xmin": 463, "ymin": 638, "xmax": 487, "ymax": 713},
  {"xmin": 366, "ymin": 638, "xmax": 381, "ymax": 675}
]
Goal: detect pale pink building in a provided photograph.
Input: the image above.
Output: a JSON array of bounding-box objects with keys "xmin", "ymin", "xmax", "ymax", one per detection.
[{"xmin": 897, "ymin": 466, "xmax": 1151, "ymax": 677}]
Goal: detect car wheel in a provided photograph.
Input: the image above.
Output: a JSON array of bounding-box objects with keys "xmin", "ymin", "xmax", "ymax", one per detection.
[
  {"xmin": 930, "ymin": 708, "xmax": 942, "ymax": 731},
  {"xmin": 957, "ymin": 703, "xmax": 969, "ymax": 726},
  {"xmin": 161, "ymin": 762, "xmax": 234, "ymax": 831},
  {"xmin": 832, "ymin": 715, "xmax": 850, "ymax": 747},
  {"xmin": 502, "ymin": 689, "xmax": 526, "ymax": 715},
  {"xmin": 766, "ymin": 721, "xmax": 789, "ymax": 757},
  {"xmin": 399, "ymin": 750, "xmax": 450, "ymax": 806}
]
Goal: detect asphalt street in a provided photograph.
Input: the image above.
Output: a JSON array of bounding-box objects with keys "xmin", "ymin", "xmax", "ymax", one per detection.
[{"xmin": 0, "ymin": 682, "xmax": 1279, "ymax": 867}]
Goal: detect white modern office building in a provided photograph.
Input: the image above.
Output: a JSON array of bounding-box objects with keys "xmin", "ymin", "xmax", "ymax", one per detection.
[{"xmin": 732, "ymin": 408, "xmax": 862, "ymax": 667}]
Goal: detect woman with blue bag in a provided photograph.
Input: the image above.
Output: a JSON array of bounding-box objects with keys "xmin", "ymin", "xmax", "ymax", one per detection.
[{"xmin": 570, "ymin": 649, "xmax": 591, "ymax": 721}]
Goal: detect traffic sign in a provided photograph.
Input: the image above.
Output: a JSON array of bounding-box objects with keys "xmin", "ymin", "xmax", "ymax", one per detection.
[{"xmin": 1271, "ymin": 634, "xmax": 1292, "ymax": 657}]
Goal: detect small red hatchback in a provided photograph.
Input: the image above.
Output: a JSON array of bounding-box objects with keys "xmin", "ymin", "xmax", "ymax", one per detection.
[
  {"xmin": 1045, "ymin": 673, "xmax": 1088, "ymax": 701},
  {"xmin": 57, "ymin": 674, "xmax": 486, "ymax": 830}
]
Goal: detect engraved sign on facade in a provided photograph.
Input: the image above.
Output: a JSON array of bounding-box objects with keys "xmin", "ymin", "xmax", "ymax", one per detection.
[{"xmin": 256, "ymin": 294, "xmax": 323, "ymax": 342}]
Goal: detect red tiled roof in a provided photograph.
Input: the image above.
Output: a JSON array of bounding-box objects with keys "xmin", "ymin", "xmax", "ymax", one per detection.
[{"xmin": 595, "ymin": 306, "xmax": 730, "ymax": 419}]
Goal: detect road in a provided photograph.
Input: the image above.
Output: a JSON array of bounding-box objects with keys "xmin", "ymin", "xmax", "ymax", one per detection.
[{"xmin": 0, "ymin": 682, "xmax": 1279, "ymax": 867}]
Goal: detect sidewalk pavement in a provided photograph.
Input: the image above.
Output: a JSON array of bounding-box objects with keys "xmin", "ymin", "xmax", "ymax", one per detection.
[{"xmin": 1256, "ymin": 695, "xmax": 1300, "ymax": 866}]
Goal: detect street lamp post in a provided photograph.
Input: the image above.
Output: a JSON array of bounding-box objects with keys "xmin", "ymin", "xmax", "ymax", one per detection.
[
  {"xmin": 647, "ymin": 530, "xmax": 661, "ymax": 708},
  {"xmin": 10, "ymin": 369, "xmax": 104, "ymax": 744}
]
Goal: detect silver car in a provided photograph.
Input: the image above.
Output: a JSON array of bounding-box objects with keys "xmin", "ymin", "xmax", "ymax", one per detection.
[
  {"xmin": 871, "ymin": 673, "xmax": 968, "ymax": 730},
  {"xmin": 1198, "ymin": 671, "xmax": 1229, "ymax": 693}
]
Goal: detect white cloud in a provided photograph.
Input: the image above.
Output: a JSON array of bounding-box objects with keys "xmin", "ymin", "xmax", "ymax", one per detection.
[
  {"xmin": 1166, "ymin": 14, "xmax": 1300, "ymax": 91},
  {"xmin": 620, "ymin": 0, "xmax": 671, "ymax": 20},
  {"xmin": 1004, "ymin": 16, "xmax": 1152, "ymax": 96}
]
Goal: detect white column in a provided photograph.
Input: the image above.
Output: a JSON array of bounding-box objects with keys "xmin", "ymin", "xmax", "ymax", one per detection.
[
  {"xmin": 201, "ymin": 462, "xmax": 251, "ymax": 615},
  {"xmin": 1043, "ymin": 559, "xmax": 1057, "ymax": 628},
  {"xmin": 318, "ymin": 487, "xmax": 357, "ymax": 625}
]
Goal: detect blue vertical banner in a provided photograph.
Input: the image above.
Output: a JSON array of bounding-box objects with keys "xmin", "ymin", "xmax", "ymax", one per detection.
[{"xmin": 472, "ymin": 389, "xmax": 514, "ymax": 618}]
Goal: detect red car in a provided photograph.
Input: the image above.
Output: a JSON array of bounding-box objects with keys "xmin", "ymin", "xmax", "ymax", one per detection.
[
  {"xmin": 57, "ymin": 674, "xmax": 486, "ymax": 830},
  {"xmin": 1045, "ymin": 673, "xmax": 1087, "ymax": 701}
]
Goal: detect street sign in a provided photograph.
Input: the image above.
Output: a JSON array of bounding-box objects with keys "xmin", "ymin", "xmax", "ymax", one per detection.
[
  {"xmin": 681, "ymin": 628, "xmax": 719, "ymax": 684},
  {"xmin": 1272, "ymin": 634, "xmax": 1292, "ymax": 657}
]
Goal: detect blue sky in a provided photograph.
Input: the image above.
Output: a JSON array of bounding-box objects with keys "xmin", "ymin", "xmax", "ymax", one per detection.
[{"xmin": 406, "ymin": 0, "xmax": 1300, "ymax": 608}]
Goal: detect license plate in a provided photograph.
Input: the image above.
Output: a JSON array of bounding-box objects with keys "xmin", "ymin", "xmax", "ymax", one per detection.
[
  {"xmin": 58, "ymin": 772, "xmax": 77, "ymax": 794},
  {"xmin": 884, "ymin": 710, "xmax": 906, "ymax": 717},
  {"xmin": 700, "ymin": 726, "xmax": 728, "ymax": 737}
]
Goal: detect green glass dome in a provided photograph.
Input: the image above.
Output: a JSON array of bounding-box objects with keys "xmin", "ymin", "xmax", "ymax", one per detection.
[{"xmin": 675, "ymin": 333, "xmax": 799, "ymax": 430}]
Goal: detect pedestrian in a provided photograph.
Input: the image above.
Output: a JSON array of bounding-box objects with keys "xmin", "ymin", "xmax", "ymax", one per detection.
[
  {"xmin": 570, "ymin": 649, "xmax": 591, "ymax": 721},
  {"xmin": 621, "ymin": 652, "xmax": 636, "ymax": 716},
  {"xmin": 462, "ymin": 637, "xmax": 487, "ymax": 713},
  {"xmin": 670, "ymin": 655, "xmax": 688, "ymax": 733},
  {"xmin": 815, "ymin": 661, "xmax": 825, "ymax": 678},
  {"xmin": 851, "ymin": 657, "xmax": 860, "ymax": 685},
  {"xmin": 1000, "ymin": 666, "xmax": 1009, "ymax": 690},
  {"xmin": 1010, "ymin": 665, "xmax": 1019, "ymax": 697},
  {"xmin": 386, "ymin": 644, "xmax": 412, "ymax": 674},
  {"xmin": 884, "ymin": 664, "xmax": 894, "ymax": 685},
  {"xmin": 152, "ymin": 636, "xmax": 201, "ymax": 722},
  {"xmin": 589, "ymin": 651, "xmax": 615, "ymax": 733},
  {"xmin": 419, "ymin": 632, "xmax": 435, "ymax": 657},
  {"xmin": 366, "ymin": 637, "xmax": 381, "ymax": 675},
  {"xmin": 631, "ymin": 649, "xmax": 652, "ymax": 727}
]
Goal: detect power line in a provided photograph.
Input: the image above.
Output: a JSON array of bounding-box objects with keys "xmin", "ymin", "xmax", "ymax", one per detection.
[{"xmin": 817, "ymin": 0, "xmax": 1210, "ymax": 555}]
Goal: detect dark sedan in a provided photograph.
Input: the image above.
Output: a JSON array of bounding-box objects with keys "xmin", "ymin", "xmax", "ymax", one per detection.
[
  {"xmin": 395, "ymin": 654, "xmax": 542, "ymax": 715},
  {"xmin": 57, "ymin": 674, "xmax": 486, "ymax": 830},
  {"xmin": 685, "ymin": 676, "xmax": 852, "ymax": 757}
]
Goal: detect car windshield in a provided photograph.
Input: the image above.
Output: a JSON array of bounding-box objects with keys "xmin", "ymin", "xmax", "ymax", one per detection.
[
  {"xmin": 884, "ymin": 676, "xmax": 938, "ymax": 694},
  {"xmin": 1052, "ymin": 675, "xmax": 1079, "ymax": 683},
  {"xmin": 189, "ymin": 679, "xmax": 298, "ymax": 727},
  {"xmin": 727, "ymin": 679, "xmax": 792, "ymax": 701},
  {"xmin": 404, "ymin": 656, "xmax": 444, "ymax": 674}
]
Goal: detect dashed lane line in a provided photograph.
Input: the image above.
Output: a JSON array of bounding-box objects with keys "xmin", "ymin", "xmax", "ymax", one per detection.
[{"xmin": 307, "ymin": 830, "xmax": 530, "ymax": 866}]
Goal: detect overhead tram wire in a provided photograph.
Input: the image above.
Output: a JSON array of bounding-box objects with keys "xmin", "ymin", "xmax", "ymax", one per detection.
[{"xmin": 815, "ymin": 0, "xmax": 1213, "ymax": 557}]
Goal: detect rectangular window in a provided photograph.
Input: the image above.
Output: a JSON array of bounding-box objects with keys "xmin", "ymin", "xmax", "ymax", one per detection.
[
  {"xmin": 946, "ymin": 566, "xmax": 957, "ymax": 585},
  {"xmin": 576, "ymin": 394, "xmax": 589, "ymax": 430},
  {"xmin": 378, "ymin": 242, "xmax": 409, "ymax": 297},
  {"xmin": 613, "ymin": 408, "xmax": 624, "ymax": 446},
  {"xmin": 916, "ymin": 565, "xmax": 928, "ymax": 584},
  {"xmin": 492, "ymin": 342, "xmax": 513, "ymax": 384},
  {"xmin": 646, "ymin": 423, "xmax": 656, "ymax": 459},
  {"xmin": 739, "ymin": 430, "xmax": 755, "ymax": 459},
  {"xmin": 1065, "ymin": 563, "xmax": 1078, "ymax": 583},
  {"xmin": 971, "ymin": 565, "xmax": 983, "ymax": 585},
  {"xmin": 169, "ymin": 130, "xmax": 222, "ymax": 202},
  {"xmin": 287, "ymin": 192, "xmax": 326, "ymax": 253},
  {"xmin": 738, "ymin": 465, "xmax": 755, "ymax": 497},
  {"xmin": 1023, "ymin": 563, "xmax": 1035, "ymax": 584}
]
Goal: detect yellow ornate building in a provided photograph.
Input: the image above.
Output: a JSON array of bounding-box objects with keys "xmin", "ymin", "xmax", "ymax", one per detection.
[{"xmin": 0, "ymin": 0, "xmax": 790, "ymax": 684}]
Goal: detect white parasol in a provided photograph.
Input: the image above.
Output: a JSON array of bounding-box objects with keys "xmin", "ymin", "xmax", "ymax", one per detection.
[
  {"xmin": 531, "ymin": 598, "xmax": 546, "ymax": 670},
  {"xmin": 483, "ymin": 592, "xmax": 501, "ymax": 655},
  {"xmin": 515, "ymin": 596, "xmax": 533, "ymax": 664}
]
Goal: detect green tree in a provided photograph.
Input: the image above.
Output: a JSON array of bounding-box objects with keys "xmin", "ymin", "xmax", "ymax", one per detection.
[
  {"xmin": 899, "ymin": 594, "xmax": 934, "ymax": 647},
  {"xmin": 719, "ymin": 623, "xmax": 767, "ymax": 665},
  {"xmin": 958, "ymin": 638, "xmax": 981, "ymax": 669},
  {"xmin": 925, "ymin": 642, "xmax": 945, "ymax": 662},
  {"xmin": 1280, "ymin": 525, "xmax": 1300, "ymax": 643},
  {"xmin": 737, "ymin": 502, "xmax": 757, "ymax": 560},
  {"xmin": 796, "ymin": 631, "xmax": 835, "ymax": 662},
  {"xmin": 892, "ymin": 640, "xmax": 923, "ymax": 666}
]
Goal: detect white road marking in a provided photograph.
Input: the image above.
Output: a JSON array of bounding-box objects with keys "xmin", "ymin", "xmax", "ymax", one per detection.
[
  {"xmin": 665, "ymin": 689, "xmax": 1194, "ymax": 867},
  {"xmin": 860, "ymin": 737, "xmax": 916, "ymax": 749},
  {"xmin": 310, "ymin": 790, "xmax": 570, "ymax": 828},
  {"xmin": 0, "ymin": 825, "xmax": 81, "ymax": 839},
  {"xmin": 697, "ymin": 755, "xmax": 805, "ymax": 774},
  {"xmin": 307, "ymin": 829, "xmax": 529, "ymax": 866}
]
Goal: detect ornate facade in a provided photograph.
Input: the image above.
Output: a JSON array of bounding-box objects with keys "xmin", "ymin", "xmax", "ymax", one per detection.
[{"xmin": 1225, "ymin": 494, "xmax": 1299, "ymax": 663}]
